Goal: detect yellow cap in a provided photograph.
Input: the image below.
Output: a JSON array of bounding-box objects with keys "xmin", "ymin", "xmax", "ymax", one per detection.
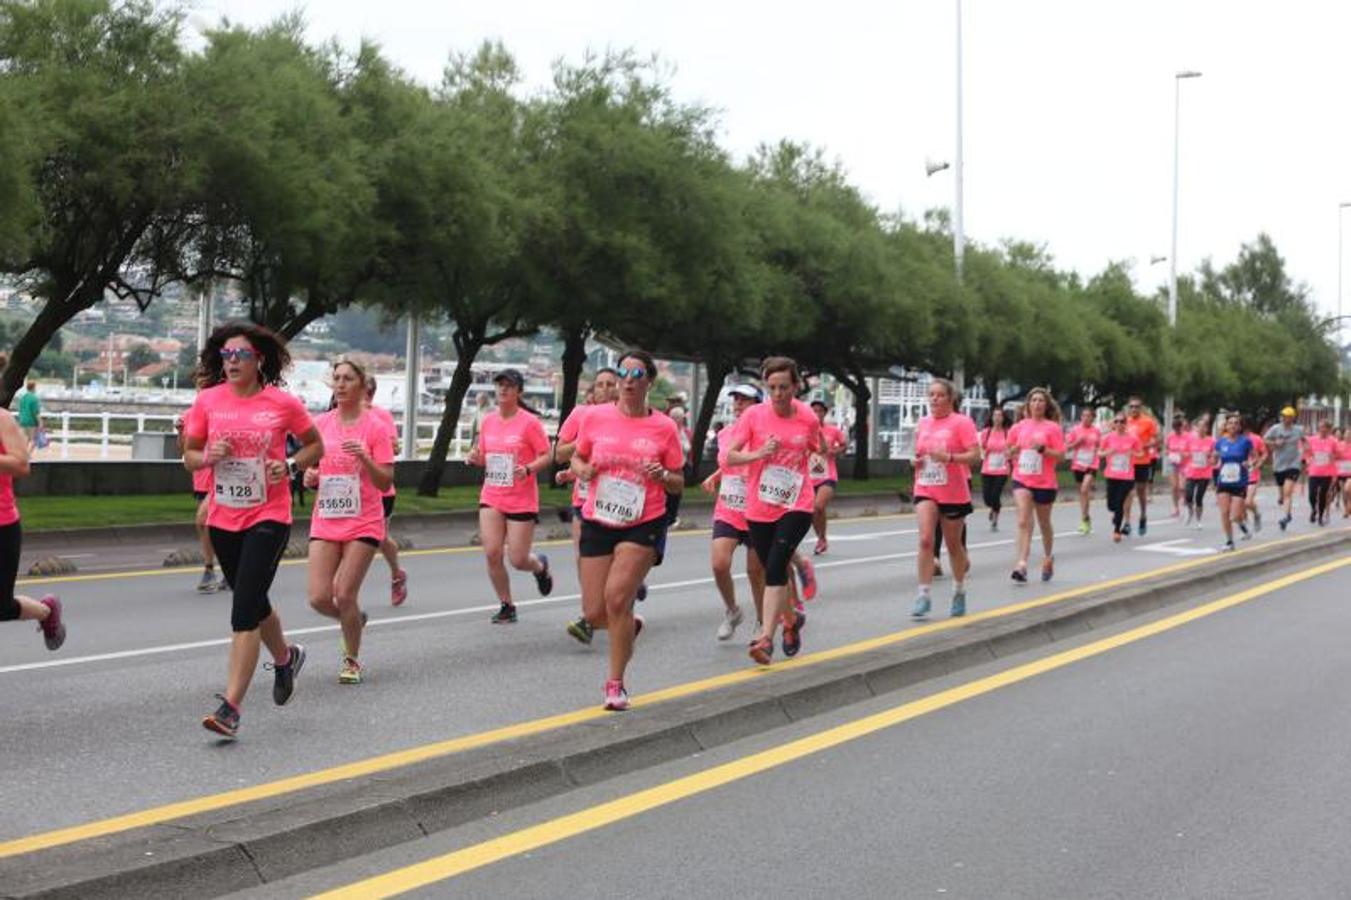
[{"xmin": 1281, "ymin": 406, "xmax": 1297, "ymax": 417}]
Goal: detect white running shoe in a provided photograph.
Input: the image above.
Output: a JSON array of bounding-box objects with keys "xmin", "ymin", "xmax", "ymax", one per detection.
[{"xmin": 716, "ymin": 605, "xmax": 744, "ymax": 641}]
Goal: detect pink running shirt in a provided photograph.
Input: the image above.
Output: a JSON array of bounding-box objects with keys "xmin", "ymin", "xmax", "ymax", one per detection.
[
  {"xmin": 980, "ymin": 428, "xmax": 1011, "ymax": 476},
  {"xmin": 1164, "ymin": 431, "xmax": 1190, "ymax": 469},
  {"xmin": 309, "ymin": 409, "xmax": 395, "ymax": 543},
  {"xmin": 1006, "ymin": 418, "xmax": 1064, "ymax": 490},
  {"xmin": 368, "ymin": 404, "xmax": 399, "ymax": 498},
  {"xmin": 1306, "ymin": 435, "xmax": 1339, "ymax": 478},
  {"xmin": 192, "ymin": 461, "xmax": 213, "ymax": 495},
  {"xmin": 810, "ymin": 424, "xmax": 847, "ymax": 486},
  {"xmin": 913, "ymin": 413, "xmax": 978, "ymax": 505},
  {"xmin": 1067, "ymin": 424, "xmax": 1102, "ymax": 472},
  {"xmin": 576, "ymin": 403, "xmax": 683, "ymax": 528},
  {"xmin": 0, "ymin": 436, "xmax": 17, "ymax": 527},
  {"xmin": 477, "ymin": 409, "xmax": 550, "ymax": 515},
  {"xmin": 737, "ymin": 399, "xmax": 822, "ymax": 523},
  {"xmin": 1183, "ymin": 434, "xmax": 1215, "ymax": 480},
  {"xmin": 713, "ymin": 415, "xmax": 752, "ymax": 532},
  {"xmin": 1336, "ymin": 438, "xmax": 1351, "ymax": 477},
  {"xmin": 1099, "ymin": 432, "xmax": 1141, "ymax": 481},
  {"xmin": 557, "ymin": 404, "xmax": 594, "ymax": 509},
  {"xmin": 1247, "ymin": 433, "xmax": 1267, "ymax": 484}
]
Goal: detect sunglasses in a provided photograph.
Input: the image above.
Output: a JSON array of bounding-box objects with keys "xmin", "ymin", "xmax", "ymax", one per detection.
[
  {"xmin": 1113, "ymin": 419, "xmax": 1127, "ymax": 425},
  {"xmin": 616, "ymin": 366, "xmax": 650, "ymax": 381},
  {"xmin": 219, "ymin": 347, "xmax": 257, "ymax": 362}
]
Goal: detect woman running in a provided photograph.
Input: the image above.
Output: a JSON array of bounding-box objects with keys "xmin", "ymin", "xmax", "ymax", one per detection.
[
  {"xmin": 1098, "ymin": 412, "xmax": 1142, "ymax": 542},
  {"xmin": 979, "ymin": 407, "xmax": 1011, "ymax": 531},
  {"xmin": 723, "ymin": 357, "xmax": 823, "ymax": 664},
  {"xmin": 1183, "ymin": 414, "xmax": 1214, "ymax": 529},
  {"xmin": 1007, "ymin": 387, "xmax": 1065, "ymax": 582},
  {"xmin": 0, "ymin": 392, "xmax": 66, "ymax": 652},
  {"xmin": 700, "ymin": 384, "xmax": 767, "ymax": 640},
  {"xmin": 910, "ymin": 378, "xmax": 979, "ymax": 619},
  {"xmin": 1213, "ymin": 413, "xmax": 1257, "ymax": 551},
  {"xmin": 303, "ymin": 360, "xmax": 395, "ymax": 685},
  {"xmin": 363, "ymin": 376, "xmax": 407, "ymax": 606},
  {"xmin": 176, "ymin": 414, "xmax": 225, "ymax": 593},
  {"xmin": 183, "ymin": 323, "xmax": 322, "ymax": 739},
  {"xmin": 808, "ymin": 397, "xmax": 847, "ymax": 555},
  {"xmin": 1066, "ymin": 407, "xmax": 1101, "ymax": 534},
  {"xmin": 468, "ymin": 369, "xmax": 553, "ymax": 624},
  {"xmin": 1164, "ymin": 415, "xmax": 1190, "ymax": 519},
  {"xmin": 1237, "ymin": 418, "xmax": 1267, "ymax": 533},
  {"xmin": 569, "ymin": 350, "xmax": 684, "ymax": 709},
  {"xmin": 1305, "ymin": 419, "xmax": 1338, "ymax": 526},
  {"xmin": 1336, "ymin": 427, "xmax": 1351, "ymax": 518}
]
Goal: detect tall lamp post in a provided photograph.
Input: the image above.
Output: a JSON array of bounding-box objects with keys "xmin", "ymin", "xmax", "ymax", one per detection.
[
  {"xmin": 1164, "ymin": 70, "xmax": 1202, "ymax": 432},
  {"xmin": 1338, "ymin": 202, "xmax": 1351, "ymax": 377}
]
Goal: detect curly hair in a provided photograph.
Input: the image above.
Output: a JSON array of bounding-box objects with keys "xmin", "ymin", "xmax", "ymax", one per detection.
[{"xmin": 196, "ymin": 322, "xmax": 291, "ymax": 389}]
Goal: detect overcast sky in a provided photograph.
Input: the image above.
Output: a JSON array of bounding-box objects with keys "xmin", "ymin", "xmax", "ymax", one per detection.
[{"xmin": 192, "ymin": 0, "xmax": 1351, "ymax": 327}]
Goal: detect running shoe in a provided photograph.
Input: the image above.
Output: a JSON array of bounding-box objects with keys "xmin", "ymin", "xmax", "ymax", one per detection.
[
  {"xmin": 202, "ymin": 694, "xmax": 240, "ymax": 739},
  {"xmin": 1238, "ymin": 522, "xmax": 1251, "ymax": 540},
  {"xmin": 37, "ymin": 595, "xmax": 66, "ymax": 651},
  {"xmin": 1253, "ymin": 510, "xmax": 1263, "ymax": 532},
  {"xmin": 196, "ymin": 569, "xmax": 218, "ymax": 593},
  {"xmin": 1113, "ymin": 531, "xmax": 1122, "ymax": 543},
  {"xmin": 1138, "ymin": 519, "xmax": 1147, "ymax": 537},
  {"xmin": 1279, "ymin": 514, "xmax": 1290, "ymax": 532},
  {"xmin": 1010, "ymin": 566, "xmax": 1028, "ymax": 584},
  {"xmin": 1121, "ymin": 523, "xmax": 1132, "ymax": 536},
  {"xmin": 1078, "ymin": 519, "xmax": 1090, "ymax": 535},
  {"xmin": 491, "ymin": 602, "xmax": 517, "ymax": 624},
  {"xmin": 269, "ymin": 643, "xmax": 306, "ymax": 706},
  {"xmin": 567, "ymin": 616, "xmax": 594, "ymax": 645},
  {"xmin": 633, "ymin": 614, "xmax": 645, "ymax": 640},
  {"xmin": 534, "ymin": 554, "xmax": 553, "ymax": 596},
  {"xmin": 781, "ymin": 613, "xmax": 802, "ymax": 657},
  {"xmin": 1221, "ymin": 540, "xmax": 1236, "ymax": 552},
  {"xmin": 748, "ymin": 635, "xmax": 774, "ymax": 665},
  {"xmin": 216, "ymin": 578, "xmax": 232, "ymax": 593},
  {"xmin": 797, "ymin": 557, "xmax": 818, "ymax": 601},
  {"xmin": 338, "ymin": 656, "xmax": 362, "ymax": 685},
  {"xmin": 1041, "ymin": 558, "xmax": 1055, "ymax": 582},
  {"xmin": 603, "ymin": 679, "xmax": 630, "ymax": 711},
  {"xmin": 391, "ymin": 569, "xmax": 408, "ymax": 606},
  {"xmin": 950, "ymin": 588, "xmax": 967, "ymax": 618},
  {"xmin": 1194, "ymin": 520, "xmax": 1203, "ymax": 531},
  {"xmin": 716, "ymin": 606, "xmax": 744, "ymax": 641},
  {"xmin": 635, "ymin": 582, "xmax": 648, "ymax": 602},
  {"xmin": 911, "ymin": 593, "xmax": 931, "ymax": 619}
]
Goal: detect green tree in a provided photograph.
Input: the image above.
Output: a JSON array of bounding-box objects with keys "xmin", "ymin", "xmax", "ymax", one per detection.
[{"xmin": 124, "ymin": 342, "xmax": 157, "ymax": 371}]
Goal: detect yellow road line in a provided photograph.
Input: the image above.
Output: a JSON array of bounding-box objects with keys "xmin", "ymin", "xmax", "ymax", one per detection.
[
  {"xmin": 314, "ymin": 553, "xmax": 1351, "ymax": 898},
  {"xmin": 0, "ymin": 529, "xmax": 1337, "ymax": 859}
]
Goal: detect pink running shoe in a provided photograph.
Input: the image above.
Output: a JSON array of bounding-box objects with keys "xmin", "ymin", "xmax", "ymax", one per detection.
[
  {"xmin": 391, "ymin": 570, "xmax": 408, "ymax": 607},
  {"xmin": 796, "ymin": 558, "xmax": 818, "ymax": 601},
  {"xmin": 38, "ymin": 595, "xmax": 66, "ymax": 651},
  {"xmin": 603, "ymin": 679, "xmax": 629, "ymax": 711}
]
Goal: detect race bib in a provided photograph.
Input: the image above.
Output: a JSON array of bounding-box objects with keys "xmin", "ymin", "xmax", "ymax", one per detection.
[
  {"xmin": 808, "ymin": 453, "xmax": 829, "ymax": 479},
  {"xmin": 719, "ymin": 474, "xmax": 747, "ymax": 511},
  {"xmin": 1190, "ymin": 451, "xmax": 1207, "ymax": 468},
  {"xmin": 214, "ymin": 457, "xmax": 266, "ymax": 509},
  {"xmin": 1074, "ymin": 448, "xmax": 1095, "ymax": 468},
  {"xmin": 1314, "ymin": 451, "xmax": 1331, "ymax": 466},
  {"xmin": 986, "ymin": 451, "xmax": 1006, "ymax": 471},
  {"xmin": 1167, "ymin": 452, "xmax": 1183, "ymax": 466},
  {"xmin": 917, "ymin": 457, "xmax": 948, "ymax": 488},
  {"xmin": 1017, "ymin": 448, "xmax": 1043, "ymax": 477},
  {"xmin": 1218, "ymin": 462, "xmax": 1242, "ymax": 485},
  {"xmin": 317, "ymin": 473, "xmax": 360, "ymax": 519},
  {"xmin": 1108, "ymin": 453, "xmax": 1131, "ymax": 475},
  {"xmin": 484, "ymin": 452, "xmax": 515, "ymax": 488},
  {"xmin": 1337, "ymin": 460, "xmax": 1351, "ymax": 476},
  {"xmin": 592, "ymin": 475, "xmax": 645, "ymax": 526},
  {"xmin": 758, "ymin": 464, "xmax": 803, "ymax": 508}
]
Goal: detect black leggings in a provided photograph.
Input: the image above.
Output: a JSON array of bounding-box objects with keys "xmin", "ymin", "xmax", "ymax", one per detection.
[
  {"xmin": 1106, "ymin": 479, "xmax": 1134, "ymax": 534},
  {"xmin": 1185, "ymin": 478, "xmax": 1210, "ymax": 512},
  {"xmin": 0, "ymin": 520, "xmax": 21, "ymax": 621},
  {"xmin": 982, "ymin": 474, "xmax": 1007, "ymax": 514},
  {"xmin": 748, "ymin": 511, "xmax": 813, "ymax": 587},
  {"xmin": 1309, "ymin": 476, "xmax": 1333, "ymax": 517},
  {"xmin": 210, "ymin": 521, "xmax": 291, "ymax": 632}
]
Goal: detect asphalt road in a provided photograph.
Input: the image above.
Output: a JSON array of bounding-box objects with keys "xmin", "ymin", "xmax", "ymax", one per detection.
[
  {"xmin": 246, "ymin": 555, "xmax": 1351, "ymax": 899},
  {"xmin": 0, "ymin": 491, "xmax": 1340, "ymax": 845}
]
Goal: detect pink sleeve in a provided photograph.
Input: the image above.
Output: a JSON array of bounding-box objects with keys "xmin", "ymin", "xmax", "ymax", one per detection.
[
  {"xmin": 287, "ymin": 394, "xmax": 315, "ymax": 437},
  {"xmin": 527, "ymin": 416, "xmax": 550, "ymax": 457},
  {"xmin": 1048, "ymin": 423, "xmax": 1066, "ymax": 452},
  {"xmin": 183, "ymin": 399, "xmax": 207, "ymax": 442},
  {"xmin": 370, "ymin": 419, "xmax": 395, "ymax": 465},
  {"xmin": 716, "ymin": 418, "xmax": 743, "ymax": 468},
  {"xmin": 576, "ymin": 414, "xmax": 594, "ymax": 458},
  {"xmin": 558, "ymin": 407, "xmax": 584, "ymax": 443},
  {"xmin": 960, "ymin": 417, "xmax": 979, "ymax": 450},
  {"xmin": 661, "ymin": 420, "xmax": 685, "ymax": 471}
]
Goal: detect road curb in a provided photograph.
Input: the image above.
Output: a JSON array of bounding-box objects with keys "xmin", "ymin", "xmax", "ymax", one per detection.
[{"xmin": 7, "ymin": 528, "xmax": 1341, "ymax": 899}]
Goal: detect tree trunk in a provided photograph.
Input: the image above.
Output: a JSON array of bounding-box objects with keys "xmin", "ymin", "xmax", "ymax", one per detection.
[
  {"xmin": 690, "ymin": 358, "xmax": 729, "ymax": 473},
  {"xmin": 556, "ymin": 326, "xmax": 588, "ymax": 437},
  {"xmin": 844, "ymin": 371, "xmax": 872, "ymax": 480},
  {"xmin": 277, "ymin": 297, "xmax": 333, "ymax": 342},
  {"xmin": 0, "ymin": 290, "xmax": 98, "ymax": 406},
  {"xmin": 417, "ymin": 335, "xmax": 481, "ymax": 496}
]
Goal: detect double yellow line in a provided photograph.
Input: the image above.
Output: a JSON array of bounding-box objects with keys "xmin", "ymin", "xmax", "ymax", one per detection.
[{"xmin": 315, "ymin": 552, "xmax": 1351, "ymax": 898}]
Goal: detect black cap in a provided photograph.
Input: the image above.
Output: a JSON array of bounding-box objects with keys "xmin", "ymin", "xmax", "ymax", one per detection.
[{"xmin": 493, "ymin": 368, "xmax": 524, "ymax": 389}]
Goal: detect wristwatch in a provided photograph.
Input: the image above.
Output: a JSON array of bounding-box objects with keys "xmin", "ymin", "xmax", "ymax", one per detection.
[{"xmin": 287, "ymin": 458, "xmax": 300, "ymax": 478}]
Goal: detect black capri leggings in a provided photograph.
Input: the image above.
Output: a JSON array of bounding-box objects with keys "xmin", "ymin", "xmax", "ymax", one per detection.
[
  {"xmin": 748, "ymin": 511, "xmax": 814, "ymax": 587},
  {"xmin": 210, "ymin": 521, "xmax": 292, "ymax": 632},
  {"xmin": 1185, "ymin": 478, "xmax": 1210, "ymax": 512},
  {"xmin": 981, "ymin": 474, "xmax": 1007, "ymax": 514},
  {"xmin": 1309, "ymin": 476, "xmax": 1333, "ymax": 517},
  {"xmin": 1106, "ymin": 478, "xmax": 1134, "ymax": 534},
  {"xmin": 0, "ymin": 520, "xmax": 21, "ymax": 621}
]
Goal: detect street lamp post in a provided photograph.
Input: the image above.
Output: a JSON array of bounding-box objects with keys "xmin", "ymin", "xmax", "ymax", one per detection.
[
  {"xmin": 1338, "ymin": 202, "xmax": 1351, "ymax": 376},
  {"xmin": 1164, "ymin": 70, "xmax": 1202, "ymax": 432}
]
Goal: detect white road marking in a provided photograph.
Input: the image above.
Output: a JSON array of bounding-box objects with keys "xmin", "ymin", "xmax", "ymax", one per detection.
[{"xmin": 1134, "ymin": 538, "xmax": 1217, "ymax": 557}]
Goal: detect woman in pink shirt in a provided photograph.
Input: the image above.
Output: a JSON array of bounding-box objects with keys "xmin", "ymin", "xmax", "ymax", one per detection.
[
  {"xmin": 724, "ymin": 357, "xmax": 824, "ymax": 665},
  {"xmin": 979, "ymin": 407, "xmax": 1011, "ymax": 531},
  {"xmin": 808, "ymin": 397, "xmax": 847, "ymax": 555},
  {"xmin": 1335, "ymin": 428, "xmax": 1351, "ymax": 518},
  {"xmin": 183, "ymin": 323, "xmax": 322, "ymax": 739},
  {"xmin": 911, "ymin": 378, "xmax": 979, "ymax": 619},
  {"xmin": 303, "ymin": 360, "xmax": 394, "ymax": 685},
  {"xmin": 1305, "ymin": 419, "xmax": 1339, "ymax": 526},
  {"xmin": 1066, "ymin": 407, "xmax": 1102, "ymax": 534},
  {"xmin": 570, "ymin": 350, "xmax": 685, "ymax": 710},
  {"xmin": 0, "ymin": 386, "xmax": 65, "ymax": 653},
  {"xmin": 363, "ymin": 375, "xmax": 406, "ymax": 607},
  {"xmin": 1164, "ymin": 415, "xmax": 1190, "ymax": 520},
  {"xmin": 468, "ymin": 369, "xmax": 554, "ymax": 625},
  {"xmin": 1237, "ymin": 421, "xmax": 1268, "ymax": 534},
  {"xmin": 1098, "ymin": 412, "xmax": 1142, "ymax": 541},
  {"xmin": 1007, "ymin": 387, "xmax": 1065, "ymax": 583},
  {"xmin": 1183, "ymin": 414, "xmax": 1214, "ymax": 529}
]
